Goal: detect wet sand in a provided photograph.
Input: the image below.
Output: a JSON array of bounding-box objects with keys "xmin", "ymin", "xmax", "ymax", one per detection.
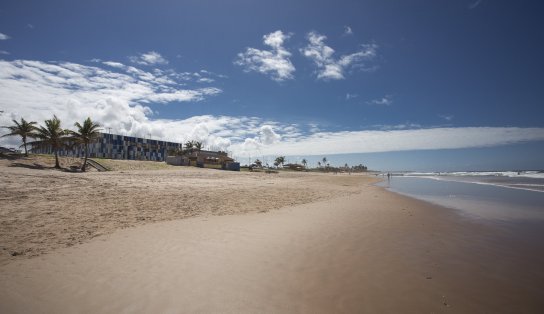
[{"xmin": 1, "ymin": 159, "xmax": 543, "ymax": 313}]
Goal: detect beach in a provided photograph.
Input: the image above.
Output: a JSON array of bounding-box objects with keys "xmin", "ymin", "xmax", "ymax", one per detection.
[{"xmin": 1, "ymin": 158, "xmax": 543, "ymax": 313}]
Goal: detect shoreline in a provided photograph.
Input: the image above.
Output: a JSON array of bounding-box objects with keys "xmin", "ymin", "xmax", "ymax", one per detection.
[{"xmin": 1, "ymin": 172, "xmax": 543, "ymax": 312}]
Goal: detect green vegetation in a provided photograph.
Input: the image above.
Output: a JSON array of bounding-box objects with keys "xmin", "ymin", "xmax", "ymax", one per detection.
[
  {"xmin": 68, "ymin": 117, "xmax": 102, "ymax": 172},
  {"xmin": 274, "ymin": 156, "xmax": 285, "ymax": 168},
  {"xmin": 31, "ymin": 115, "xmax": 69, "ymax": 169},
  {"xmin": 1, "ymin": 118, "xmax": 38, "ymax": 156}
]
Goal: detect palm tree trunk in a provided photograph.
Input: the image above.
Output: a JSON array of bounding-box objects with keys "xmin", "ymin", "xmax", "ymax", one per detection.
[
  {"xmin": 54, "ymin": 149, "xmax": 60, "ymax": 169},
  {"xmin": 82, "ymin": 143, "xmax": 88, "ymax": 172},
  {"xmin": 22, "ymin": 137, "xmax": 28, "ymax": 157}
]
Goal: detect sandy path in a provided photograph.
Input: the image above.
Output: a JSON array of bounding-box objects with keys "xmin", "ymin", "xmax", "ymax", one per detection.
[{"xmin": 1, "ymin": 185, "xmax": 542, "ymax": 313}]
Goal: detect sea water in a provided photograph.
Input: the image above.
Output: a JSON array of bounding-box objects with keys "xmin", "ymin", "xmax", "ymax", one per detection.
[{"xmin": 376, "ymin": 171, "xmax": 544, "ymax": 222}]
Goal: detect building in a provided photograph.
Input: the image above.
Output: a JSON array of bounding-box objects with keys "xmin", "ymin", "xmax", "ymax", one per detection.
[
  {"xmin": 31, "ymin": 133, "xmax": 182, "ymax": 162},
  {"xmin": 165, "ymin": 150, "xmax": 240, "ymax": 171},
  {"xmin": 283, "ymin": 163, "xmax": 305, "ymax": 171}
]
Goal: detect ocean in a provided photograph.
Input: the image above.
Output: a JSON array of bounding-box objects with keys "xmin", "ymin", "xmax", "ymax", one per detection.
[{"xmin": 376, "ymin": 171, "xmax": 544, "ymax": 222}]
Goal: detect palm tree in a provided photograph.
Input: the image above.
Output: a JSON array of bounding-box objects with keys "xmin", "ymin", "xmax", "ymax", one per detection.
[
  {"xmin": 69, "ymin": 117, "xmax": 102, "ymax": 172},
  {"xmin": 301, "ymin": 158, "xmax": 308, "ymax": 169},
  {"xmin": 317, "ymin": 161, "xmax": 321, "ymax": 168},
  {"xmin": 194, "ymin": 141, "xmax": 203, "ymax": 151},
  {"xmin": 275, "ymin": 156, "xmax": 285, "ymax": 168},
  {"xmin": 184, "ymin": 141, "xmax": 194, "ymax": 151},
  {"xmin": 31, "ymin": 115, "xmax": 68, "ymax": 169},
  {"xmin": 1, "ymin": 118, "xmax": 38, "ymax": 156}
]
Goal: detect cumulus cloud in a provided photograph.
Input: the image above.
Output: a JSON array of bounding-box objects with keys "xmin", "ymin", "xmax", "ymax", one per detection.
[
  {"xmin": 236, "ymin": 125, "xmax": 283, "ymax": 154},
  {"xmin": 301, "ymin": 31, "xmax": 377, "ymax": 80},
  {"xmin": 129, "ymin": 51, "xmax": 168, "ymax": 65},
  {"xmin": 235, "ymin": 30, "xmax": 295, "ymax": 81},
  {"xmin": 1, "ymin": 59, "xmax": 543, "ymax": 161},
  {"xmin": 367, "ymin": 95, "xmax": 393, "ymax": 106},
  {"xmin": 260, "ymin": 125, "xmax": 281, "ymax": 145},
  {"xmin": 344, "ymin": 26, "xmax": 353, "ymax": 35},
  {"xmin": 0, "ymin": 32, "xmax": 10, "ymax": 40},
  {"xmin": 0, "ymin": 59, "xmax": 224, "ymax": 147}
]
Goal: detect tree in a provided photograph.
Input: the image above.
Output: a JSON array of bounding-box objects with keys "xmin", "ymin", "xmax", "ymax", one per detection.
[
  {"xmin": 31, "ymin": 115, "xmax": 68, "ymax": 169},
  {"xmin": 301, "ymin": 158, "xmax": 308, "ymax": 169},
  {"xmin": 1, "ymin": 118, "xmax": 38, "ymax": 156},
  {"xmin": 254, "ymin": 159, "xmax": 262, "ymax": 168},
  {"xmin": 194, "ymin": 141, "xmax": 203, "ymax": 151},
  {"xmin": 317, "ymin": 161, "xmax": 321, "ymax": 168},
  {"xmin": 69, "ymin": 117, "xmax": 102, "ymax": 172},
  {"xmin": 184, "ymin": 141, "xmax": 194, "ymax": 151},
  {"xmin": 322, "ymin": 157, "xmax": 327, "ymax": 165},
  {"xmin": 275, "ymin": 156, "xmax": 285, "ymax": 168}
]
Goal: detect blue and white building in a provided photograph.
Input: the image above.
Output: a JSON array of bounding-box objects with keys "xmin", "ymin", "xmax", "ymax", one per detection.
[{"xmin": 32, "ymin": 133, "xmax": 182, "ymax": 162}]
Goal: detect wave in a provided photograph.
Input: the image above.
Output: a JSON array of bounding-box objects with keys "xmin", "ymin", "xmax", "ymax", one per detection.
[
  {"xmin": 398, "ymin": 174, "xmax": 544, "ymax": 193},
  {"xmin": 402, "ymin": 170, "xmax": 544, "ymax": 179}
]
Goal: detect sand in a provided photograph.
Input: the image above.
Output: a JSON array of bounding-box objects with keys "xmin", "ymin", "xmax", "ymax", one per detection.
[
  {"xmin": 1, "ymin": 157, "xmax": 543, "ymax": 313},
  {"xmin": 0, "ymin": 157, "xmax": 367, "ymax": 264}
]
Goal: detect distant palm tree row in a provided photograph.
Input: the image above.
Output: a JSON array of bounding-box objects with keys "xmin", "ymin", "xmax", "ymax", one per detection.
[
  {"xmin": 167, "ymin": 140, "xmax": 204, "ymax": 157},
  {"xmin": 2, "ymin": 116, "xmax": 101, "ymax": 171},
  {"xmin": 184, "ymin": 140, "xmax": 203, "ymax": 151}
]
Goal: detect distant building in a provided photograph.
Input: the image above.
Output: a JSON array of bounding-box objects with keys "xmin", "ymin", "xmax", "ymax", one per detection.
[
  {"xmin": 165, "ymin": 150, "xmax": 240, "ymax": 171},
  {"xmin": 283, "ymin": 163, "xmax": 305, "ymax": 171},
  {"xmin": 31, "ymin": 132, "xmax": 182, "ymax": 162}
]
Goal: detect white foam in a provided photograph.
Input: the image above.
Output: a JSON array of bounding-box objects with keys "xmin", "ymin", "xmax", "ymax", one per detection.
[
  {"xmin": 401, "ymin": 175, "xmax": 544, "ymax": 193},
  {"xmin": 404, "ymin": 171, "xmax": 544, "ymax": 179}
]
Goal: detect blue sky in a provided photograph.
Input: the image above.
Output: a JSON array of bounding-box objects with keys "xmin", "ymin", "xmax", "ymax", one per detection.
[{"xmin": 0, "ymin": 0, "xmax": 543, "ymax": 171}]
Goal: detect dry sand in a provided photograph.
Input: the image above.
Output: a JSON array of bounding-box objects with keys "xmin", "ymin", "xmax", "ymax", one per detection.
[
  {"xmin": 0, "ymin": 157, "xmax": 367, "ymax": 264},
  {"xmin": 1, "ymin": 157, "xmax": 543, "ymax": 313}
]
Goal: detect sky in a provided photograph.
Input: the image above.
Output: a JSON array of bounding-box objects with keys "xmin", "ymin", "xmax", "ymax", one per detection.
[{"xmin": 0, "ymin": 0, "xmax": 543, "ymax": 171}]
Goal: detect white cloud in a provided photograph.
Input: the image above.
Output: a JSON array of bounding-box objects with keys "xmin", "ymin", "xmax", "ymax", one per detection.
[
  {"xmin": 344, "ymin": 26, "xmax": 353, "ymax": 35},
  {"xmin": 0, "ymin": 50, "xmax": 9, "ymax": 55},
  {"xmin": 301, "ymin": 31, "xmax": 377, "ymax": 80},
  {"xmin": 260, "ymin": 125, "xmax": 281, "ymax": 145},
  {"xmin": 235, "ymin": 30, "xmax": 295, "ymax": 81},
  {"xmin": 27, "ymin": 24, "xmax": 34, "ymax": 29},
  {"xmin": 1, "ymin": 59, "xmax": 543, "ymax": 162},
  {"xmin": 439, "ymin": 114, "xmax": 454, "ymax": 121},
  {"xmin": 197, "ymin": 77, "xmax": 214, "ymax": 83},
  {"xmin": 230, "ymin": 127, "xmax": 544, "ymax": 157},
  {"xmin": 102, "ymin": 61, "xmax": 125, "ymax": 68},
  {"xmin": 0, "ymin": 32, "xmax": 10, "ymax": 40},
  {"xmin": 346, "ymin": 93, "xmax": 358, "ymax": 100},
  {"xmin": 129, "ymin": 51, "xmax": 168, "ymax": 65},
  {"xmin": 0, "ymin": 59, "xmax": 223, "ymax": 147},
  {"xmin": 367, "ymin": 95, "xmax": 393, "ymax": 106}
]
